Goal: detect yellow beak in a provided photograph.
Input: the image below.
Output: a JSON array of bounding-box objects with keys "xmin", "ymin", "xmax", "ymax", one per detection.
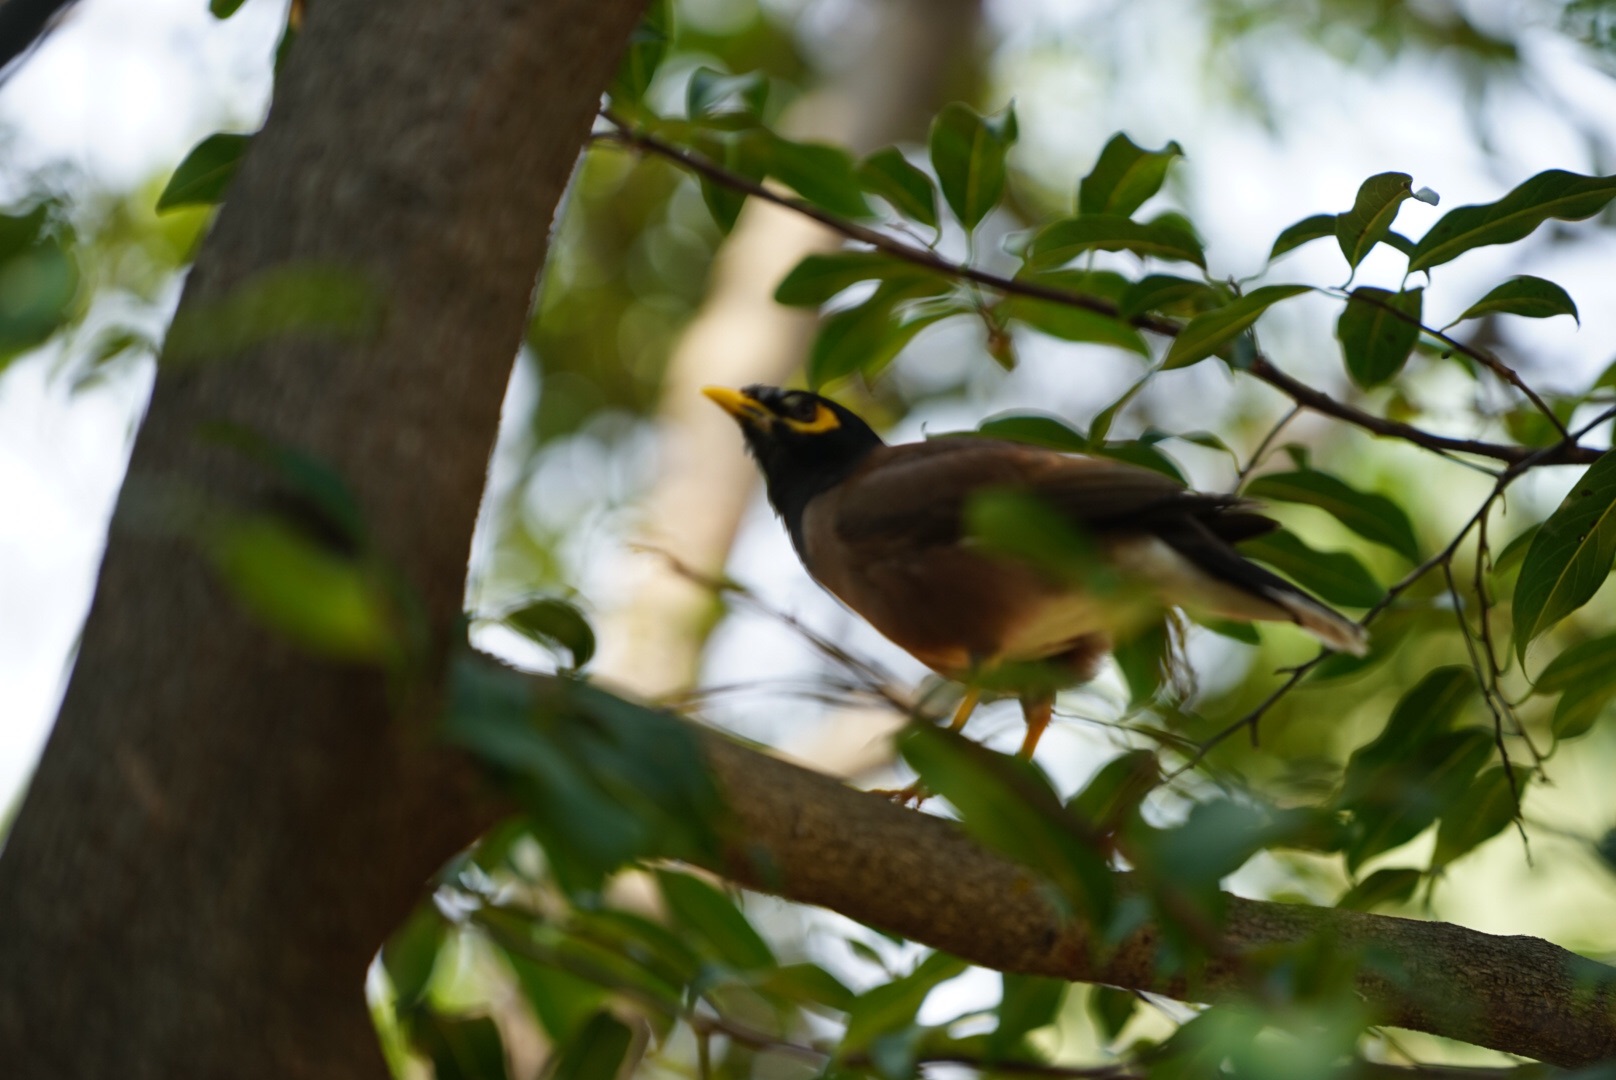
[{"xmin": 702, "ymin": 385, "xmax": 774, "ymax": 428}]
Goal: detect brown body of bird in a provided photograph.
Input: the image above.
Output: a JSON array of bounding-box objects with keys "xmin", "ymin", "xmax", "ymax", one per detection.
[{"xmin": 704, "ymin": 384, "xmax": 1367, "ymax": 775}]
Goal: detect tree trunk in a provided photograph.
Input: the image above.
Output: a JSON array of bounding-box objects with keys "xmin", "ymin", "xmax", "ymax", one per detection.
[{"xmin": 0, "ymin": 2, "xmax": 647, "ymax": 1076}]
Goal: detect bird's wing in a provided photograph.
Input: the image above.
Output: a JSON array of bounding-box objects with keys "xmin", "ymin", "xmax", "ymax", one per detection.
[{"xmin": 829, "ymin": 438, "xmax": 1270, "ymax": 549}]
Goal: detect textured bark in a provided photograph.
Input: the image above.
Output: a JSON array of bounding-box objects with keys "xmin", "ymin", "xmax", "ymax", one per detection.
[
  {"xmin": 0, "ymin": 2, "xmax": 644, "ymax": 1076},
  {"xmin": 697, "ymin": 730, "xmax": 1616, "ymax": 1068}
]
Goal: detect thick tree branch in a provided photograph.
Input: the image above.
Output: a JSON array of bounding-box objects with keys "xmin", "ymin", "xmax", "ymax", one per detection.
[
  {"xmin": 690, "ymin": 726, "xmax": 1616, "ymax": 1068},
  {"xmin": 597, "ymin": 115, "xmax": 1602, "ymax": 468}
]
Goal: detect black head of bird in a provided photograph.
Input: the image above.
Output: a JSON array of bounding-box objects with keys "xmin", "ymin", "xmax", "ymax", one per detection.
[{"xmin": 704, "ymin": 384, "xmax": 1368, "ymax": 785}]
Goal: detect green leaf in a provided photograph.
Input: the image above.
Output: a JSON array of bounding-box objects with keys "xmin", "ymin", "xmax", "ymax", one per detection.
[
  {"xmin": 1513, "ymin": 453, "xmax": 1616, "ymax": 661},
  {"xmin": 1027, "ymin": 214, "xmax": 1205, "ymax": 270},
  {"xmin": 1161, "ymin": 285, "xmax": 1309, "ymax": 369},
  {"xmin": 383, "ymin": 904, "xmax": 445, "ymax": 1008},
  {"xmin": 1555, "ymin": 685, "xmax": 1616, "ymax": 740},
  {"xmin": 1409, "ymin": 169, "xmax": 1616, "ymax": 272},
  {"xmin": 929, "ymin": 102, "xmax": 1017, "ymax": 230},
  {"xmin": 1348, "ymin": 667, "xmax": 1477, "ymax": 774},
  {"xmin": 686, "ymin": 66, "xmax": 768, "ymax": 122},
  {"xmin": 766, "ymin": 134, "xmax": 874, "ymax": 219},
  {"xmin": 209, "ymin": 0, "xmax": 248, "ymax": 17},
  {"xmin": 989, "ymin": 975, "xmax": 1066, "ymax": 1057},
  {"xmin": 998, "ymin": 295, "xmax": 1148, "ymax": 354},
  {"xmin": 774, "ymin": 250, "xmax": 943, "ymax": 307},
  {"xmin": 1268, "ymin": 213, "xmax": 1336, "ymax": 261},
  {"xmin": 754, "ymin": 963, "xmax": 855, "ymax": 1013},
  {"xmin": 609, "ymin": 0, "xmax": 672, "ymax": 110},
  {"xmin": 1335, "ymin": 172, "xmax": 1414, "ymax": 269},
  {"xmin": 858, "ymin": 148, "xmax": 939, "ymax": 229},
  {"xmin": 1337, "ymin": 286, "xmax": 1423, "ymax": 388},
  {"xmin": 1119, "ymin": 274, "xmax": 1217, "ymax": 319},
  {"xmin": 697, "ymin": 131, "xmax": 769, "ymax": 234},
  {"xmin": 842, "ymin": 951, "xmax": 968, "ymax": 1054},
  {"xmin": 974, "ymin": 412, "xmax": 1089, "ymax": 452},
  {"xmin": 1337, "ymin": 868, "xmax": 1421, "ymax": 911},
  {"xmin": 806, "ymin": 282, "xmax": 955, "ymax": 388},
  {"xmin": 1089, "ymin": 987, "xmax": 1138, "ymax": 1042},
  {"xmin": 656, "ymin": 871, "xmax": 776, "ymax": 971},
  {"xmin": 0, "ymin": 218, "xmax": 78, "ymax": 367},
  {"xmin": 501, "ymin": 597, "xmax": 596, "ymax": 669},
  {"xmin": 1240, "ymin": 530, "xmax": 1383, "ymax": 608},
  {"xmin": 1432, "ymin": 766, "xmax": 1526, "ymax": 870},
  {"xmin": 1078, "ymin": 133, "xmax": 1184, "ymax": 218},
  {"xmin": 1533, "ymin": 633, "xmax": 1616, "ymax": 694},
  {"xmin": 502, "ymin": 950, "xmax": 607, "ymax": 1043},
  {"xmin": 156, "ymin": 133, "xmax": 252, "ymax": 212},
  {"xmin": 1345, "ymin": 729, "xmax": 1492, "ymax": 871},
  {"xmin": 551, "ymin": 1012, "xmax": 634, "ymax": 1080},
  {"xmin": 413, "ymin": 1015, "xmax": 509, "ymax": 1080},
  {"xmin": 1452, "ymin": 275, "xmax": 1579, "ymax": 326},
  {"xmin": 1244, "ymin": 470, "xmax": 1419, "ymax": 561}
]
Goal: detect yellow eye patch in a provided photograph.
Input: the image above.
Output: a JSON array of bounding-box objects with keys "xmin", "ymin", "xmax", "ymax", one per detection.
[{"xmin": 780, "ymin": 403, "xmax": 842, "ymax": 434}]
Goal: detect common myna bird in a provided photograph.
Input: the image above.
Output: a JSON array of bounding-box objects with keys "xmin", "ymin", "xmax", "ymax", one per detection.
[{"xmin": 704, "ymin": 384, "xmax": 1367, "ymax": 771}]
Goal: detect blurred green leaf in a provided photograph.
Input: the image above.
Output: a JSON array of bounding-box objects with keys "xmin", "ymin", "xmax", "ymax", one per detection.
[
  {"xmin": 858, "ymin": 148, "xmax": 938, "ymax": 229},
  {"xmin": 157, "ymin": 132, "xmax": 252, "ymax": 211},
  {"xmin": 656, "ymin": 870, "xmax": 776, "ymax": 971},
  {"xmin": 551, "ymin": 1011, "xmax": 634, "ymax": 1080},
  {"xmin": 974, "ymin": 412, "xmax": 1089, "ymax": 452},
  {"xmin": 413, "ymin": 1014, "xmax": 508, "ymax": 1080},
  {"xmin": 1534, "ymin": 633, "xmax": 1616, "ymax": 694},
  {"xmin": 1113, "ymin": 621, "xmax": 1171, "ymax": 703},
  {"xmin": 383, "ymin": 904, "xmax": 445, "ymax": 1009},
  {"xmin": 1349, "ymin": 667, "xmax": 1477, "ymax": 772},
  {"xmin": 1245, "ymin": 469, "xmax": 1420, "ymax": 561},
  {"xmin": 1453, "ymin": 275, "xmax": 1579, "ymax": 325},
  {"xmin": 774, "ymin": 250, "xmax": 944, "ymax": 307},
  {"xmin": 1068, "ymin": 750, "xmax": 1161, "ymax": 834},
  {"xmin": 1241, "ymin": 530, "xmax": 1383, "ymax": 609},
  {"xmin": 500, "ymin": 597, "xmax": 596, "ymax": 669},
  {"xmin": 1089, "ymin": 986, "xmax": 1138, "ymax": 1043},
  {"xmin": 1554, "ymin": 684, "xmax": 1615, "ymax": 740},
  {"xmin": 1337, "ymin": 867, "xmax": 1421, "ymax": 910},
  {"xmin": 806, "ymin": 281, "xmax": 955, "ymax": 388},
  {"xmin": 502, "ymin": 949, "xmax": 607, "ymax": 1043},
  {"xmin": 1027, "ymin": 214, "xmax": 1206, "ymax": 270},
  {"xmin": 1336, "ymin": 172, "xmax": 1414, "ymax": 269},
  {"xmin": 1338, "ymin": 286, "xmax": 1424, "ymax": 387},
  {"xmin": 687, "ymin": 66, "xmax": 768, "ymax": 122},
  {"xmin": 965, "ymin": 489, "xmax": 1123, "ymax": 596},
  {"xmin": 1078, "ymin": 132, "xmax": 1184, "ymax": 218},
  {"xmin": 929, "ymin": 101, "xmax": 1017, "ymax": 230},
  {"xmin": 0, "ymin": 224, "xmax": 78, "ymax": 367},
  {"xmin": 1410, "ymin": 169, "xmax": 1616, "ymax": 272},
  {"xmin": 1269, "ymin": 213, "xmax": 1336, "ymax": 261},
  {"xmin": 999, "ymin": 295, "xmax": 1148, "ymax": 354},
  {"xmin": 989, "ymin": 974, "xmax": 1065, "ymax": 1057},
  {"xmin": 766, "ymin": 134, "xmax": 874, "ymax": 218},
  {"xmin": 1432, "ymin": 766, "xmax": 1525, "ymax": 870},
  {"xmin": 1119, "ymin": 273, "xmax": 1217, "ymax": 319},
  {"xmin": 842, "ymin": 950, "xmax": 967, "ymax": 1054},
  {"xmin": 697, "ymin": 130, "xmax": 770, "ymax": 234},
  {"xmin": 755, "ymin": 962, "xmax": 855, "ymax": 1013},
  {"xmin": 1161, "ymin": 285, "xmax": 1309, "ymax": 369},
  {"xmin": 163, "ymin": 263, "xmax": 386, "ymax": 365},
  {"xmin": 210, "ymin": 0, "xmax": 248, "ymax": 15},
  {"xmin": 1513, "ymin": 453, "xmax": 1616, "ymax": 661},
  {"xmin": 609, "ymin": 0, "xmax": 671, "ymax": 111}
]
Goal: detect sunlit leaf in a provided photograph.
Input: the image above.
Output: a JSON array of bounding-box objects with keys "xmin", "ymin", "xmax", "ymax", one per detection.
[
  {"xmin": 1161, "ymin": 285, "xmax": 1310, "ymax": 369},
  {"xmin": 1409, "ymin": 169, "xmax": 1616, "ymax": 272},
  {"xmin": 501, "ymin": 597, "xmax": 596, "ymax": 669},
  {"xmin": 1337, "ymin": 868, "xmax": 1420, "ymax": 911},
  {"xmin": 1337, "ymin": 286, "xmax": 1423, "ymax": 387},
  {"xmin": 1078, "ymin": 132, "xmax": 1184, "ymax": 218},
  {"xmin": 1452, "ymin": 275, "xmax": 1579, "ymax": 326},
  {"xmin": 1241, "ymin": 529, "xmax": 1383, "ymax": 608},
  {"xmin": 1335, "ymin": 172, "xmax": 1414, "ymax": 269},
  {"xmin": 1513, "ymin": 453, "xmax": 1616, "ymax": 661},
  {"xmin": 1244, "ymin": 469, "xmax": 1419, "ymax": 561},
  {"xmin": 929, "ymin": 101, "xmax": 1017, "ymax": 230},
  {"xmin": 1027, "ymin": 214, "xmax": 1206, "ymax": 270},
  {"xmin": 1268, "ymin": 213, "xmax": 1336, "ymax": 261},
  {"xmin": 157, "ymin": 132, "xmax": 252, "ymax": 212},
  {"xmin": 1432, "ymin": 766, "xmax": 1526, "ymax": 870},
  {"xmin": 858, "ymin": 148, "xmax": 939, "ymax": 229}
]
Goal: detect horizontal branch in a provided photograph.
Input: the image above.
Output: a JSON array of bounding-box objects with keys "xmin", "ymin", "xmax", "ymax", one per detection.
[
  {"xmin": 693, "ymin": 726, "xmax": 1616, "ymax": 1068},
  {"xmin": 598, "ymin": 113, "xmax": 1602, "ymax": 468}
]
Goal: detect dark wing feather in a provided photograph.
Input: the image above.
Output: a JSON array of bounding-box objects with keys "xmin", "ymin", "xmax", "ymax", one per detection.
[{"xmin": 831, "ymin": 437, "xmax": 1276, "ymax": 549}]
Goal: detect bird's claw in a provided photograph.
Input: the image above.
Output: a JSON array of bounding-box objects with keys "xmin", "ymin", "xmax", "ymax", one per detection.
[{"xmin": 869, "ymin": 781, "xmax": 932, "ymax": 807}]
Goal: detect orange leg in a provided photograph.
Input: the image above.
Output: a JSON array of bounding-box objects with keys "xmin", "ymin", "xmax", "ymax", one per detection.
[{"xmin": 1017, "ymin": 693, "xmax": 1054, "ymax": 759}]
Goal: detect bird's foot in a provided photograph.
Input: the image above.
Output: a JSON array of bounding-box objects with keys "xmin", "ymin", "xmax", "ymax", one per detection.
[{"xmin": 869, "ymin": 780, "xmax": 932, "ymax": 807}]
